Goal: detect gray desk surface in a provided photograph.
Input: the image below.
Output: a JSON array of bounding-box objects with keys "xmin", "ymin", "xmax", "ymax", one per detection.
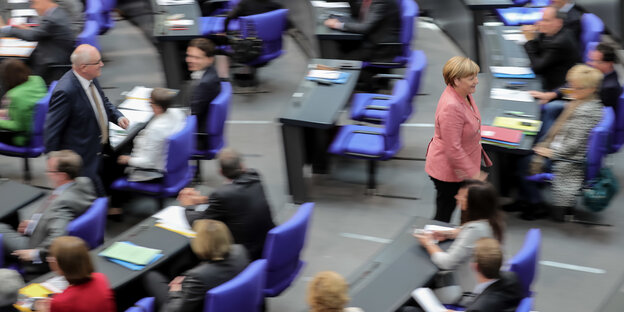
[
  {"xmin": 0, "ymin": 179, "xmax": 45, "ymax": 221},
  {"xmin": 32, "ymin": 217, "xmax": 190, "ymax": 290},
  {"xmin": 152, "ymin": 1, "xmax": 201, "ymax": 40},
  {"xmin": 348, "ymin": 217, "xmax": 452, "ymax": 312},
  {"xmin": 314, "ymin": 7, "xmax": 363, "ymax": 41},
  {"xmin": 278, "ymin": 59, "xmax": 361, "ymax": 129},
  {"xmin": 464, "ymin": 0, "xmax": 516, "ymax": 9}
]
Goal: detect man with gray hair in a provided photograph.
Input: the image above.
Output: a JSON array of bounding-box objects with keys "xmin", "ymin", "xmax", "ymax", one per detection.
[
  {"xmin": 0, "ymin": 0, "xmax": 75, "ymax": 84},
  {"xmin": 0, "ymin": 269, "xmax": 24, "ymax": 311},
  {"xmin": 45, "ymin": 44, "xmax": 129, "ymax": 196}
]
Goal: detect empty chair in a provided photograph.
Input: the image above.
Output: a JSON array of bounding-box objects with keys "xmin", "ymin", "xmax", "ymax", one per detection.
[
  {"xmin": 329, "ymin": 99, "xmax": 403, "ymax": 190},
  {"xmin": 0, "ymin": 81, "xmax": 56, "ymax": 182},
  {"xmin": 580, "ymin": 14, "xmax": 604, "ymax": 62},
  {"xmin": 66, "ymin": 197, "xmax": 108, "ymax": 249},
  {"xmin": 110, "ymin": 116, "xmax": 196, "ymax": 207},
  {"xmin": 350, "ymin": 79, "xmax": 410, "ymax": 124},
  {"xmin": 262, "ymin": 203, "xmax": 314, "ymax": 297},
  {"xmin": 193, "ymin": 81, "xmax": 232, "ymax": 179},
  {"xmin": 508, "ymin": 229, "xmax": 541, "ymax": 298},
  {"xmin": 204, "ymin": 259, "xmax": 267, "ymax": 311},
  {"xmin": 125, "ymin": 297, "xmax": 155, "ymax": 312}
]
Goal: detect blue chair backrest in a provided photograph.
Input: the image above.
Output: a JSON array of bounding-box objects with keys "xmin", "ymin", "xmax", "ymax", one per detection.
[
  {"xmin": 204, "ymin": 259, "xmax": 267, "ymax": 312},
  {"xmin": 164, "ymin": 115, "xmax": 196, "ymax": 189},
  {"xmin": 67, "ymin": 197, "xmax": 108, "ymax": 249},
  {"xmin": 205, "ymin": 81, "xmax": 232, "ymax": 151},
  {"xmin": 515, "ymin": 297, "xmax": 534, "ymax": 312},
  {"xmin": 400, "ymin": 0, "xmax": 418, "ymax": 57},
  {"xmin": 580, "ymin": 14, "xmax": 604, "ymax": 62},
  {"xmin": 76, "ymin": 19, "xmax": 101, "ymax": 50},
  {"xmin": 508, "ymin": 229, "xmax": 541, "ymax": 298},
  {"xmin": 389, "ymin": 79, "xmax": 411, "ymax": 124},
  {"xmin": 383, "ymin": 90, "xmax": 404, "ymax": 152},
  {"xmin": 612, "ymin": 91, "xmax": 624, "ymax": 152},
  {"xmin": 240, "ymin": 9, "xmax": 289, "ymax": 58},
  {"xmin": 586, "ymin": 107, "xmax": 614, "ymax": 181},
  {"xmin": 124, "ymin": 297, "xmax": 155, "ymax": 312},
  {"xmin": 531, "ymin": 0, "xmax": 549, "ymax": 6},
  {"xmin": 262, "ymin": 203, "xmax": 314, "ymax": 296},
  {"xmin": 406, "ymin": 50, "xmax": 427, "ymax": 99},
  {"xmin": 30, "ymin": 81, "xmax": 56, "ymax": 150}
]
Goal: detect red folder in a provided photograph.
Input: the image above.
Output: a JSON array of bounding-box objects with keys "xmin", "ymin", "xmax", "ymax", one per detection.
[{"xmin": 481, "ymin": 125, "xmax": 523, "ymax": 144}]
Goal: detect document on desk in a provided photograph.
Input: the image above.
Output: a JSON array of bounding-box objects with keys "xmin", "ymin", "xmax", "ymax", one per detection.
[
  {"xmin": 99, "ymin": 242, "xmax": 163, "ymax": 265},
  {"xmin": 502, "ymin": 33, "xmax": 527, "ymax": 44},
  {"xmin": 118, "ymin": 109, "xmax": 153, "ymax": 124},
  {"xmin": 39, "ymin": 276, "xmax": 69, "ymax": 293},
  {"xmin": 119, "ymin": 98, "xmax": 152, "ymax": 111},
  {"xmin": 11, "ymin": 9, "xmax": 37, "ymax": 17},
  {"xmin": 411, "ymin": 288, "xmax": 447, "ymax": 312},
  {"xmin": 156, "ymin": 0, "xmax": 194, "ymax": 5},
  {"xmin": 490, "ymin": 88, "xmax": 534, "ymax": 103},
  {"xmin": 310, "ymin": 1, "xmax": 350, "ymax": 8},
  {"xmin": 153, "ymin": 205, "xmax": 196, "ymax": 237},
  {"xmin": 8, "ymin": 0, "xmax": 29, "ymax": 3},
  {"xmin": 124, "ymin": 86, "xmax": 153, "ymax": 100},
  {"xmin": 490, "ymin": 66, "xmax": 535, "ymax": 78}
]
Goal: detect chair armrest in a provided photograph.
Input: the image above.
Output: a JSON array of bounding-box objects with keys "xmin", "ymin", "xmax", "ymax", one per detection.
[
  {"xmin": 345, "ymin": 151, "xmax": 382, "ymax": 159},
  {"xmin": 353, "ymin": 130, "xmax": 382, "ymax": 135},
  {"xmin": 376, "ymin": 42, "xmax": 402, "ymax": 46},
  {"xmin": 365, "ymin": 105, "xmax": 390, "ymax": 111},
  {"xmin": 372, "ymin": 74, "xmax": 403, "ymax": 81},
  {"xmin": 371, "ymin": 96, "xmax": 391, "ymax": 100}
]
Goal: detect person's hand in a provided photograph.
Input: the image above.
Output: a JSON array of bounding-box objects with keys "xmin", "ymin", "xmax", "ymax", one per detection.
[
  {"xmin": 17, "ymin": 220, "xmax": 31, "ymax": 234},
  {"xmin": 529, "ymin": 91, "xmax": 557, "ymax": 104},
  {"xmin": 521, "ymin": 24, "xmax": 537, "ymax": 41},
  {"xmin": 473, "ymin": 170, "xmax": 488, "ymax": 181},
  {"xmin": 117, "ymin": 155, "xmax": 131, "ymax": 165},
  {"xmin": 118, "ymin": 117, "xmax": 130, "ymax": 129},
  {"xmin": 177, "ymin": 188, "xmax": 208, "ymax": 206},
  {"xmin": 169, "ymin": 276, "xmax": 185, "ymax": 292},
  {"xmin": 431, "ymin": 229, "xmax": 457, "ymax": 242},
  {"xmin": 34, "ymin": 298, "xmax": 51, "ymax": 312},
  {"xmin": 533, "ymin": 146, "xmax": 553, "ymax": 158},
  {"xmin": 12, "ymin": 249, "xmax": 36, "ymax": 262},
  {"xmin": 324, "ymin": 18, "xmax": 342, "ymax": 29},
  {"xmin": 414, "ymin": 232, "xmax": 435, "ymax": 247}
]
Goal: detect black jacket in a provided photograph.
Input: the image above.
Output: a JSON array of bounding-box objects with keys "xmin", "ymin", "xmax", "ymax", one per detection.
[
  {"xmin": 465, "ymin": 271, "xmax": 524, "ymax": 312},
  {"xmin": 600, "ymin": 71, "xmax": 622, "ymax": 108},
  {"xmin": 224, "ymin": 0, "xmax": 283, "ymax": 33},
  {"xmin": 524, "ymin": 28, "xmax": 581, "ymax": 91},
  {"xmin": 563, "ymin": 5, "xmax": 583, "ymax": 41},
  {"xmin": 186, "ymin": 170, "xmax": 275, "ymax": 260},
  {"xmin": 190, "ymin": 66, "xmax": 221, "ymax": 151},
  {"xmin": 163, "ymin": 244, "xmax": 249, "ymax": 312}
]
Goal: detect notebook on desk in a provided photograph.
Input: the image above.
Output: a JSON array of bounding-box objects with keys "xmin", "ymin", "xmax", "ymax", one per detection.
[
  {"xmin": 492, "ymin": 116, "xmax": 542, "ymax": 135},
  {"xmin": 481, "ymin": 125, "xmax": 523, "ymax": 146}
]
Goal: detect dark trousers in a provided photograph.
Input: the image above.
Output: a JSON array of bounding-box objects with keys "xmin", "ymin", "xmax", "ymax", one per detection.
[
  {"xmin": 430, "ymin": 176, "xmax": 462, "ymax": 223},
  {"xmin": 143, "ymin": 271, "xmax": 170, "ymax": 310}
]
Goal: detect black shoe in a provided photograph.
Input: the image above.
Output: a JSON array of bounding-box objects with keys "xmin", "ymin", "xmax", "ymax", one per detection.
[
  {"xmin": 107, "ymin": 213, "xmax": 124, "ymax": 223},
  {"xmin": 550, "ymin": 206, "xmax": 573, "ymax": 222},
  {"xmin": 519, "ymin": 203, "xmax": 548, "ymax": 220}
]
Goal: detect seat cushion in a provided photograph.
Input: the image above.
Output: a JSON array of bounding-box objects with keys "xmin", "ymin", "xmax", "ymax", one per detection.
[
  {"xmin": 329, "ymin": 125, "xmax": 386, "ymax": 159},
  {"xmin": 350, "ymin": 94, "xmax": 391, "ymax": 124}
]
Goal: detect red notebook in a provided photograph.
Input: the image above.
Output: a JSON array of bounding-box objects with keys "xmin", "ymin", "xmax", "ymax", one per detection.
[{"xmin": 481, "ymin": 125, "xmax": 523, "ymax": 145}]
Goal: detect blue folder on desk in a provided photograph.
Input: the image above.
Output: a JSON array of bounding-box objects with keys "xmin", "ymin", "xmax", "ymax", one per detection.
[
  {"xmin": 99, "ymin": 241, "xmax": 163, "ymax": 271},
  {"xmin": 492, "ymin": 72, "xmax": 536, "ymax": 79}
]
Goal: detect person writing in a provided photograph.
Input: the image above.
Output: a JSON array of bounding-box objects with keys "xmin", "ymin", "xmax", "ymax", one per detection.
[
  {"xmin": 414, "ymin": 180, "xmax": 504, "ymax": 304},
  {"xmin": 425, "ymin": 56, "xmax": 491, "ymax": 223}
]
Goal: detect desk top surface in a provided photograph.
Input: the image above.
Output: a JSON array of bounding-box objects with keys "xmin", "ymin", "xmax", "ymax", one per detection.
[
  {"xmin": 314, "ymin": 7, "xmax": 363, "ymax": 41},
  {"xmin": 152, "ymin": 0, "xmax": 201, "ymax": 40},
  {"xmin": 348, "ymin": 217, "xmax": 452, "ymax": 312},
  {"xmin": 0, "ymin": 180, "xmax": 45, "ymax": 221},
  {"xmin": 464, "ymin": 0, "xmax": 516, "ymax": 9},
  {"xmin": 278, "ymin": 59, "xmax": 361, "ymax": 128}
]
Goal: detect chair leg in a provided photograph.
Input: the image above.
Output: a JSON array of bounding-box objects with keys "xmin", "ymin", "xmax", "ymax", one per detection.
[
  {"xmin": 367, "ymin": 160, "xmax": 377, "ymax": 191},
  {"xmin": 23, "ymin": 158, "xmax": 31, "ymax": 183},
  {"xmin": 194, "ymin": 159, "xmax": 202, "ymax": 183}
]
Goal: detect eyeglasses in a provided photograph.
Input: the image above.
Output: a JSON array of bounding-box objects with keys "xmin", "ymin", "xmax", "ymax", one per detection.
[{"xmin": 83, "ymin": 59, "xmax": 103, "ymax": 66}]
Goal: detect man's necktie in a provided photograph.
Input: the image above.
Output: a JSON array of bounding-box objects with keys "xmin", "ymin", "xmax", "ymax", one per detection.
[
  {"xmin": 89, "ymin": 82, "xmax": 109, "ymax": 144},
  {"xmin": 359, "ymin": 0, "xmax": 373, "ymax": 21}
]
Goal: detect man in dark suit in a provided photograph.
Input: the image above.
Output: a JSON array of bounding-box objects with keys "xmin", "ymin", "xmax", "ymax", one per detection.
[
  {"xmin": 523, "ymin": 6, "xmax": 581, "ymax": 91},
  {"xmin": 552, "ymin": 0, "xmax": 583, "ymax": 40},
  {"xmin": 0, "ymin": 150, "xmax": 96, "ymax": 274},
  {"xmin": 179, "ymin": 148, "xmax": 275, "ymax": 260},
  {"xmin": 186, "ymin": 38, "xmax": 221, "ymax": 151},
  {"xmin": 324, "ymin": 0, "xmax": 401, "ymax": 62},
  {"xmin": 0, "ymin": 0, "xmax": 75, "ymax": 84},
  {"xmin": 44, "ymin": 44, "xmax": 130, "ymax": 196}
]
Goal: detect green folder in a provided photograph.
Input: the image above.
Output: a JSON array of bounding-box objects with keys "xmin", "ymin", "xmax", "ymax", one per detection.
[{"xmin": 99, "ymin": 242, "xmax": 163, "ymax": 265}]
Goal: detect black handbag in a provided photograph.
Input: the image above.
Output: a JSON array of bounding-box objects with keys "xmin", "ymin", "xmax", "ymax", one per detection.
[
  {"xmin": 227, "ymin": 20, "xmax": 263, "ymax": 64},
  {"xmin": 582, "ymin": 167, "xmax": 619, "ymax": 212}
]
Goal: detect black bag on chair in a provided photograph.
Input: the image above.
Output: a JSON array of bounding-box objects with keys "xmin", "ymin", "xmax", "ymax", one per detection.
[
  {"xmin": 583, "ymin": 167, "xmax": 619, "ymax": 212},
  {"xmin": 227, "ymin": 20, "xmax": 263, "ymax": 64}
]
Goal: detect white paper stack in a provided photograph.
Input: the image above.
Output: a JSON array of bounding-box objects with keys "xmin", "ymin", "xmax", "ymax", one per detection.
[
  {"xmin": 490, "ymin": 88, "xmax": 535, "ymax": 103},
  {"xmin": 153, "ymin": 206, "xmax": 196, "ymax": 237}
]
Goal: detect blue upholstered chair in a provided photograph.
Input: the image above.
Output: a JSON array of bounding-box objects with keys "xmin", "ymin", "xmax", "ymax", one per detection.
[
  {"xmin": 204, "ymin": 259, "xmax": 267, "ymax": 311},
  {"xmin": 76, "ymin": 19, "xmax": 101, "ymax": 50},
  {"xmin": 508, "ymin": 228, "xmax": 541, "ymax": 298},
  {"xmin": 329, "ymin": 99, "xmax": 403, "ymax": 190},
  {"xmin": 350, "ymin": 79, "xmax": 411, "ymax": 124},
  {"xmin": 110, "ymin": 116, "xmax": 196, "ymax": 207},
  {"xmin": 0, "ymin": 81, "xmax": 56, "ymax": 182},
  {"xmin": 580, "ymin": 14, "xmax": 604, "ymax": 62},
  {"xmin": 125, "ymin": 297, "xmax": 155, "ymax": 312},
  {"xmin": 67, "ymin": 197, "xmax": 108, "ymax": 249},
  {"xmin": 262, "ymin": 203, "xmax": 314, "ymax": 297},
  {"xmin": 238, "ymin": 9, "xmax": 289, "ymax": 67},
  {"xmin": 496, "ymin": 7, "xmax": 544, "ymax": 26},
  {"xmin": 85, "ymin": 0, "xmax": 115, "ymax": 34},
  {"xmin": 193, "ymin": 82, "xmax": 232, "ymax": 180},
  {"xmin": 610, "ymin": 91, "xmax": 624, "ymax": 153},
  {"xmin": 363, "ymin": 0, "xmax": 417, "ymax": 69},
  {"xmin": 515, "ymin": 297, "xmax": 534, "ymax": 312}
]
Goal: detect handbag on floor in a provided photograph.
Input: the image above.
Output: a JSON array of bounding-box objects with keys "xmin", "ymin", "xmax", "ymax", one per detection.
[{"xmin": 582, "ymin": 167, "xmax": 619, "ymax": 212}]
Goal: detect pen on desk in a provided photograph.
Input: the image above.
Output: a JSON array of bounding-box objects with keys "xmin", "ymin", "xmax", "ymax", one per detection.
[{"xmin": 504, "ymin": 111, "xmax": 535, "ymax": 119}]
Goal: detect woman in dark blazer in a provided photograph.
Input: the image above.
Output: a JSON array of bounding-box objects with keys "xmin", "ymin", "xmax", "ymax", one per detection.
[
  {"xmin": 425, "ymin": 56, "xmax": 491, "ymax": 223},
  {"xmin": 144, "ymin": 219, "xmax": 249, "ymax": 312}
]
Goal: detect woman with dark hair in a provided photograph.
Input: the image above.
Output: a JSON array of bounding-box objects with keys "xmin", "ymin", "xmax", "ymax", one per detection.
[
  {"xmin": 34, "ymin": 236, "xmax": 115, "ymax": 312},
  {"xmin": 0, "ymin": 59, "xmax": 46, "ymax": 146},
  {"xmin": 414, "ymin": 180, "xmax": 504, "ymax": 304}
]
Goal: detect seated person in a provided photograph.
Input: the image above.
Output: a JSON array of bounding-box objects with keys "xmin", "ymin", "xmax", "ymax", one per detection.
[
  {"xmin": 413, "ymin": 180, "xmax": 504, "ymax": 305},
  {"xmin": 143, "ymin": 219, "xmax": 249, "ymax": 311},
  {"xmin": 323, "ymin": 0, "xmax": 401, "ymax": 63},
  {"xmin": 179, "ymin": 148, "xmax": 275, "ymax": 260},
  {"xmin": 186, "ymin": 38, "xmax": 221, "ymax": 150},
  {"xmin": 529, "ymin": 42, "xmax": 622, "ymax": 139},
  {"xmin": 55, "ymin": 0, "xmax": 84, "ymax": 36},
  {"xmin": 400, "ymin": 238, "xmax": 523, "ymax": 312},
  {"xmin": 551, "ymin": 0, "xmax": 582, "ymax": 40},
  {"xmin": 0, "ymin": 269, "xmax": 25, "ymax": 311},
  {"xmin": 522, "ymin": 5, "xmax": 581, "ymax": 91},
  {"xmin": 0, "ymin": 59, "xmax": 47, "ymax": 146},
  {"xmin": 307, "ymin": 271, "xmax": 364, "ymax": 312},
  {"xmin": 0, "ymin": 0, "xmax": 75, "ymax": 84},
  {"xmin": 34, "ymin": 236, "xmax": 115, "ymax": 312},
  {"xmin": 517, "ymin": 64, "xmax": 604, "ymax": 221},
  {"xmin": 0, "ymin": 150, "xmax": 96, "ymax": 275}
]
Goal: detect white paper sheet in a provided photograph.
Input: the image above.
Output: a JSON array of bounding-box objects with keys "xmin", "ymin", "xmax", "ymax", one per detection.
[
  {"xmin": 0, "ymin": 46, "xmax": 36, "ymax": 57},
  {"xmin": 502, "ymin": 33, "xmax": 527, "ymax": 44},
  {"xmin": 8, "ymin": 0, "xmax": 29, "ymax": 3},
  {"xmin": 490, "ymin": 66, "xmax": 534, "ymax": 76},
  {"xmin": 155, "ymin": 0, "xmax": 194, "ymax": 5},
  {"xmin": 118, "ymin": 109, "xmax": 153, "ymax": 124},
  {"xmin": 11, "ymin": 9, "xmax": 37, "ymax": 17},
  {"xmin": 124, "ymin": 86, "xmax": 153, "ymax": 100},
  {"xmin": 423, "ymin": 224, "xmax": 456, "ymax": 232},
  {"xmin": 411, "ymin": 288, "xmax": 447, "ymax": 312},
  {"xmin": 310, "ymin": 1, "xmax": 350, "ymax": 8},
  {"xmin": 119, "ymin": 99, "xmax": 152, "ymax": 111},
  {"xmin": 40, "ymin": 276, "xmax": 69, "ymax": 293},
  {"xmin": 490, "ymin": 88, "xmax": 535, "ymax": 103},
  {"xmin": 153, "ymin": 206, "xmax": 193, "ymax": 231},
  {"xmin": 0, "ymin": 37, "xmax": 37, "ymax": 47}
]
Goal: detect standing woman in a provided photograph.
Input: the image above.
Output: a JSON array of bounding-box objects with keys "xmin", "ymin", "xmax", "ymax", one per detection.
[{"xmin": 425, "ymin": 56, "xmax": 491, "ymax": 223}]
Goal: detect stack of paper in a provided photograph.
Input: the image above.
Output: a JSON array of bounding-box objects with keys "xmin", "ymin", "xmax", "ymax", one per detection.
[
  {"xmin": 490, "ymin": 88, "xmax": 535, "ymax": 103},
  {"xmin": 411, "ymin": 288, "xmax": 447, "ymax": 312},
  {"xmin": 481, "ymin": 125, "xmax": 524, "ymax": 148},
  {"xmin": 124, "ymin": 86, "xmax": 153, "ymax": 101},
  {"xmin": 305, "ymin": 71, "xmax": 351, "ymax": 84},
  {"xmin": 99, "ymin": 241, "xmax": 163, "ymax": 270},
  {"xmin": 310, "ymin": 1, "xmax": 350, "ymax": 8},
  {"xmin": 153, "ymin": 206, "xmax": 196, "ymax": 237},
  {"xmin": 493, "ymin": 116, "xmax": 542, "ymax": 135},
  {"xmin": 490, "ymin": 66, "xmax": 535, "ymax": 79},
  {"xmin": 156, "ymin": 0, "xmax": 194, "ymax": 5},
  {"xmin": 0, "ymin": 38, "xmax": 37, "ymax": 57}
]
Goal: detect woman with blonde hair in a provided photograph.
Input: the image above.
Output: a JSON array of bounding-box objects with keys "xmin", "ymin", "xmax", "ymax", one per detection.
[
  {"xmin": 34, "ymin": 236, "xmax": 115, "ymax": 312},
  {"xmin": 307, "ymin": 271, "xmax": 363, "ymax": 312},
  {"xmin": 143, "ymin": 219, "xmax": 248, "ymax": 311},
  {"xmin": 425, "ymin": 56, "xmax": 491, "ymax": 223}
]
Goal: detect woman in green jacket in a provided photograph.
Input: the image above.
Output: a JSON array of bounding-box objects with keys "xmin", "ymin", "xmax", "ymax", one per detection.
[{"xmin": 0, "ymin": 59, "xmax": 47, "ymax": 146}]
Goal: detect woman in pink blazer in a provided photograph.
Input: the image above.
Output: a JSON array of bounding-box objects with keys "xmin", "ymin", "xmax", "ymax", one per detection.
[{"xmin": 425, "ymin": 56, "xmax": 491, "ymax": 222}]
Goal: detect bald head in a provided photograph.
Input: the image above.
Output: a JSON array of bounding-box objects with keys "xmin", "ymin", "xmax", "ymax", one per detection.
[{"xmin": 71, "ymin": 44, "xmax": 103, "ymax": 80}]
